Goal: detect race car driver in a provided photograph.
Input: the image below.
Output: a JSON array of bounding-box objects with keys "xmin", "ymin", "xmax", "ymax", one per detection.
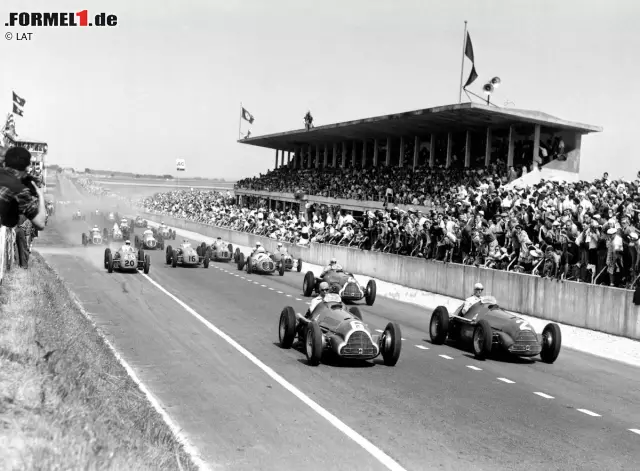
[
  {"xmin": 320, "ymin": 257, "xmax": 343, "ymax": 277},
  {"xmin": 251, "ymin": 242, "xmax": 266, "ymax": 256},
  {"xmin": 143, "ymin": 227, "xmax": 154, "ymax": 238},
  {"xmin": 461, "ymin": 282, "xmax": 485, "ymax": 315},
  {"xmin": 305, "ymin": 282, "xmax": 331, "ymax": 319},
  {"xmin": 276, "ymin": 242, "xmax": 287, "ymax": 254},
  {"xmin": 90, "ymin": 225, "xmax": 101, "ymax": 237},
  {"xmin": 121, "ymin": 240, "xmax": 134, "ymax": 253}
]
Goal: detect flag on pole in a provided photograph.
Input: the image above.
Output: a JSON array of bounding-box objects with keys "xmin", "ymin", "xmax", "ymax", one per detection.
[
  {"xmin": 12, "ymin": 92, "xmax": 26, "ymax": 107},
  {"xmin": 12, "ymin": 103, "xmax": 23, "ymax": 117},
  {"xmin": 241, "ymin": 107, "xmax": 254, "ymax": 124},
  {"xmin": 463, "ymin": 32, "xmax": 478, "ymax": 88}
]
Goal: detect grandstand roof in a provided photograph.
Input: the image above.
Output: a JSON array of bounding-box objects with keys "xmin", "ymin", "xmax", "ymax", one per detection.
[{"xmin": 238, "ymin": 102, "xmax": 602, "ymax": 152}]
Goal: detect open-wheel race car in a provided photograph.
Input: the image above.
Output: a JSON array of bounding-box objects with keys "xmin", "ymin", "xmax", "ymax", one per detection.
[
  {"xmin": 82, "ymin": 228, "xmax": 109, "ymax": 246},
  {"xmin": 109, "ymin": 224, "xmax": 125, "ymax": 242},
  {"xmin": 272, "ymin": 251, "xmax": 302, "ymax": 273},
  {"xmin": 165, "ymin": 242, "xmax": 209, "ymax": 268},
  {"xmin": 72, "ymin": 210, "xmax": 85, "ymax": 221},
  {"xmin": 204, "ymin": 238, "xmax": 234, "ymax": 262},
  {"xmin": 155, "ymin": 225, "xmax": 176, "ymax": 241},
  {"xmin": 303, "ymin": 269, "xmax": 376, "ymax": 305},
  {"xmin": 278, "ymin": 293, "xmax": 402, "ymax": 366},
  {"xmin": 135, "ymin": 230, "xmax": 163, "ymax": 250},
  {"xmin": 134, "ymin": 216, "xmax": 148, "ymax": 228},
  {"xmin": 429, "ymin": 296, "xmax": 562, "ymax": 363},
  {"xmin": 104, "ymin": 246, "xmax": 150, "ymax": 274},
  {"xmin": 237, "ymin": 250, "xmax": 285, "ymax": 276},
  {"xmin": 105, "ymin": 211, "xmax": 119, "ymax": 223}
]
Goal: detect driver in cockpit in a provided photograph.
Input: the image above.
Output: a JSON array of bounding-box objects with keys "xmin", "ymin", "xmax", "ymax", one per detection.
[
  {"xmin": 121, "ymin": 240, "xmax": 134, "ymax": 253},
  {"xmin": 305, "ymin": 282, "xmax": 331, "ymax": 319},
  {"xmin": 461, "ymin": 282, "xmax": 485, "ymax": 315},
  {"xmin": 320, "ymin": 257, "xmax": 343, "ymax": 278}
]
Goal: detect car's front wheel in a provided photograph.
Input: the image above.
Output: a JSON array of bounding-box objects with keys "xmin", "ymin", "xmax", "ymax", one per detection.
[
  {"xmin": 429, "ymin": 306, "xmax": 450, "ymax": 345},
  {"xmin": 472, "ymin": 319, "xmax": 493, "ymax": 360},
  {"xmin": 381, "ymin": 322, "xmax": 402, "ymax": 366},
  {"xmin": 279, "ymin": 307, "xmax": 297, "ymax": 349},
  {"xmin": 540, "ymin": 323, "xmax": 562, "ymax": 364},
  {"xmin": 305, "ymin": 321, "xmax": 323, "ymax": 366}
]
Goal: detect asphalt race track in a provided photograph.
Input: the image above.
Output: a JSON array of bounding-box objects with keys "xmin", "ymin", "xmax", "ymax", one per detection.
[{"xmin": 39, "ymin": 181, "xmax": 640, "ymax": 470}]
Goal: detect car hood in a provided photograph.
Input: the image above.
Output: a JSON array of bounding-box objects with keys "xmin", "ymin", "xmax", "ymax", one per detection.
[
  {"xmin": 479, "ymin": 307, "xmax": 538, "ymax": 337},
  {"xmin": 323, "ymin": 271, "xmax": 352, "ymax": 285},
  {"xmin": 315, "ymin": 304, "xmax": 365, "ymax": 337}
]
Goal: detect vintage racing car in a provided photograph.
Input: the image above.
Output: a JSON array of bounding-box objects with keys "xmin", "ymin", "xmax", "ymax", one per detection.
[
  {"xmin": 201, "ymin": 238, "xmax": 234, "ymax": 262},
  {"xmin": 237, "ymin": 251, "xmax": 285, "ymax": 276},
  {"xmin": 303, "ymin": 269, "xmax": 376, "ymax": 306},
  {"xmin": 82, "ymin": 228, "xmax": 109, "ymax": 246},
  {"xmin": 429, "ymin": 296, "xmax": 562, "ymax": 363},
  {"xmin": 165, "ymin": 242, "xmax": 209, "ymax": 268},
  {"xmin": 155, "ymin": 225, "xmax": 176, "ymax": 240},
  {"xmin": 109, "ymin": 224, "xmax": 125, "ymax": 242},
  {"xmin": 72, "ymin": 210, "xmax": 86, "ymax": 221},
  {"xmin": 135, "ymin": 231, "xmax": 163, "ymax": 250},
  {"xmin": 105, "ymin": 211, "xmax": 119, "ymax": 223},
  {"xmin": 134, "ymin": 216, "xmax": 148, "ymax": 228},
  {"xmin": 104, "ymin": 246, "xmax": 150, "ymax": 274},
  {"xmin": 277, "ymin": 293, "xmax": 402, "ymax": 366},
  {"xmin": 272, "ymin": 250, "xmax": 302, "ymax": 273}
]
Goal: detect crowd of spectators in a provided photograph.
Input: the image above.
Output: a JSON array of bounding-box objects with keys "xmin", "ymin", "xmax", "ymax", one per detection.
[{"xmin": 78, "ymin": 166, "xmax": 640, "ymax": 290}]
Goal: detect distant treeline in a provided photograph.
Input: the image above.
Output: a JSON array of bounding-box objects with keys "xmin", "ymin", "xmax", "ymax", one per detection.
[{"xmin": 44, "ymin": 164, "xmax": 228, "ymax": 182}]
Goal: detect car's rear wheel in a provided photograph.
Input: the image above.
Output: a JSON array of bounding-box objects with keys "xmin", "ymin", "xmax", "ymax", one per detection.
[
  {"xmin": 203, "ymin": 254, "xmax": 210, "ymax": 268},
  {"xmin": 104, "ymin": 248, "xmax": 111, "ymax": 269},
  {"xmin": 303, "ymin": 271, "xmax": 315, "ymax": 297},
  {"xmin": 429, "ymin": 306, "xmax": 450, "ymax": 345},
  {"xmin": 228, "ymin": 244, "xmax": 234, "ymax": 255},
  {"xmin": 305, "ymin": 321, "xmax": 323, "ymax": 366},
  {"xmin": 237, "ymin": 252, "xmax": 245, "ymax": 270},
  {"xmin": 279, "ymin": 307, "xmax": 297, "ymax": 349},
  {"xmin": 143, "ymin": 254, "xmax": 150, "ymax": 274},
  {"xmin": 297, "ymin": 258, "xmax": 302, "ymax": 272},
  {"xmin": 165, "ymin": 245, "xmax": 173, "ymax": 264},
  {"xmin": 348, "ymin": 306, "xmax": 363, "ymax": 321},
  {"xmin": 171, "ymin": 249, "xmax": 178, "ymax": 268},
  {"xmin": 246, "ymin": 256, "xmax": 253, "ymax": 274},
  {"xmin": 107, "ymin": 252, "xmax": 114, "ymax": 273},
  {"xmin": 472, "ymin": 319, "xmax": 493, "ymax": 360},
  {"xmin": 540, "ymin": 323, "xmax": 562, "ymax": 364},
  {"xmin": 365, "ymin": 280, "xmax": 377, "ymax": 306},
  {"xmin": 279, "ymin": 262, "xmax": 285, "ymax": 276},
  {"xmin": 137, "ymin": 248, "xmax": 144, "ymax": 263},
  {"xmin": 82, "ymin": 233, "xmax": 87, "ymax": 246},
  {"xmin": 381, "ymin": 322, "xmax": 402, "ymax": 366}
]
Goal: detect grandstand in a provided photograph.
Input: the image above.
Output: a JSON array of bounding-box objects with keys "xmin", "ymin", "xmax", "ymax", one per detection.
[{"xmin": 236, "ymin": 102, "xmax": 602, "ymax": 212}]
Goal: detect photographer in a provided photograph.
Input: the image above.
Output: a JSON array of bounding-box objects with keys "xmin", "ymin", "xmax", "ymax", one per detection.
[{"xmin": 0, "ymin": 146, "xmax": 46, "ymax": 268}]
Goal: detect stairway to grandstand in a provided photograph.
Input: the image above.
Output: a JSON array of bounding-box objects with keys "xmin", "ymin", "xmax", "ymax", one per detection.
[{"xmin": 505, "ymin": 147, "xmax": 582, "ymax": 189}]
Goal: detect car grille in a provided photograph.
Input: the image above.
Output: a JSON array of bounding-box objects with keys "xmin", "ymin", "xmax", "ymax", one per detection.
[
  {"xmin": 341, "ymin": 332, "xmax": 376, "ymax": 357},
  {"xmin": 342, "ymin": 282, "xmax": 362, "ymax": 299},
  {"xmin": 93, "ymin": 238, "xmax": 101, "ymax": 244},
  {"xmin": 147, "ymin": 240, "xmax": 156, "ymax": 247},
  {"xmin": 284, "ymin": 259, "xmax": 293, "ymax": 268},
  {"xmin": 261, "ymin": 260, "xmax": 274, "ymax": 271},
  {"xmin": 509, "ymin": 331, "xmax": 541, "ymax": 354}
]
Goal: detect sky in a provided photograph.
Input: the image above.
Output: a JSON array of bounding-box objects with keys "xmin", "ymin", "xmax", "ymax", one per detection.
[{"xmin": 1, "ymin": 0, "xmax": 639, "ymax": 181}]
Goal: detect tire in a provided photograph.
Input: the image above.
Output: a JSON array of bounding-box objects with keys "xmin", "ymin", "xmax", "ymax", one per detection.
[
  {"xmin": 246, "ymin": 256, "xmax": 253, "ymax": 274},
  {"xmin": 228, "ymin": 244, "xmax": 234, "ymax": 255},
  {"xmin": 203, "ymin": 256, "xmax": 210, "ymax": 268},
  {"xmin": 429, "ymin": 306, "xmax": 450, "ymax": 345},
  {"xmin": 540, "ymin": 323, "xmax": 562, "ymax": 364},
  {"xmin": 172, "ymin": 249, "xmax": 178, "ymax": 268},
  {"xmin": 143, "ymin": 254, "xmax": 150, "ymax": 274},
  {"xmin": 82, "ymin": 233, "xmax": 87, "ymax": 246},
  {"xmin": 305, "ymin": 321, "xmax": 323, "ymax": 366},
  {"xmin": 297, "ymin": 258, "xmax": 302, "ymax": 272},
  {"xmin": 278, "ymin": 306, "xmax": 297, "ymax": 349},
  {"xmin": 303, "ymin": 271, "xmax": 315, "ymax": 297},
  {"xmin": 135, "ymin": 235, "xmax": 140, "ymax": 248},
  {"xmin": 107, "ymin": 252, "xmax": 114, "ymax": 273},
  {"xmin": 234, "ymin": 248, "xmax": 240, "ymax": 262},
  {"xmin": 381, "ymin": 322, "xmax": 402, "ymax": 366},
  {"xmin": 137, "ymin": 248, "xmax": 144, "ymax": 263},
  {"xmin": 472, "ymin": 319, "xmax": 493, "ymax": 360},
  {"xmin": 279, "ymin": 262, "xmax": 285, "ymax": 276},
  {"xmin": 348, "ymin": 306, "xmax": 363, "ymax": 321},
  {"xmin": 104, "ymin": 248, "xmax": 111, "ymax": 269},
  {"xmin": 365, "ymin": 279, "xmax": 377, "ymax": 306},
  {"xmin": 196, "ymin": 245, "xmax": 202, "ymax": 257},
  {"xmin": 237, "ymin": 252, "xmax": 245, "ymax": 270},
  {"xmin": 200, "ymin": 242, "xmax": 207, "ymax": 254},
  {"xmin": 165, "ymin": 245, "xmax": 173, "ymax": 264}
]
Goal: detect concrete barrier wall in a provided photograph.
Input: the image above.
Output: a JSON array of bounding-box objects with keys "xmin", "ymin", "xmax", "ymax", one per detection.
[{"xmin": 137, "ymin": 210, "xmax": 640, "ymax": 340}]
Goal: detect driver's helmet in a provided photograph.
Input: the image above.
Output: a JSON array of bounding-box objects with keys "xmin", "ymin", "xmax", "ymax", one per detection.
[
  {"xmin": 125, "ymin": 240, "xmax": 131, "ymax": 246},
  {"xmin": 277, "ymin": 242, "xmax": 283, "ymax": 249},
  {"xmin": 256, "ymin": 246, "xmax": 266, "ymax": 254},
  {"xmin": 474, "ymin": 282, "xmax": 484, "ymax": 295},
  {"xmin": 93, "ymin": 225, "xmax": 99, "ymax": 230},
  {"xmin": 329, "ymin": 257, "xmax": 338, "ymax": 266},
  {"xmin": 255, "ymin": 242, "xmax": 262, "ymax": 249},
  {"xmin": 319, "ymin": 281, "xmax": 330, "ymax": 294}
]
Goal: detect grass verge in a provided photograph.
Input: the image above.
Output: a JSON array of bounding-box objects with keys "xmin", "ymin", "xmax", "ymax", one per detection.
[{"xmin": 0, "ymin": 252, "xmax": 199, "ymax": 470}]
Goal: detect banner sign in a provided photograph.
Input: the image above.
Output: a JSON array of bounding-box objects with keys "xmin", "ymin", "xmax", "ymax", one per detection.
[{"xmin": 176, "ymin": 159, "xmax": 186, "ymax": 171}]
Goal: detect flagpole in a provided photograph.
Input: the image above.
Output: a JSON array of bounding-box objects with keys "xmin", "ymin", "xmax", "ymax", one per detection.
[
  {"xmin": 458, "ymin": 20, "xmax": 468, "ymax": 104},
  {"xmin": 239, "ymin": 102, "xmax": 243, "ymax": 140}
]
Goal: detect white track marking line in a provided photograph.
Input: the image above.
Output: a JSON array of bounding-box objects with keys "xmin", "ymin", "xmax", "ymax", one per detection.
[
  {"xmin": 253, "ymin": 281, "xmax": 259, "ymax": 284},
  {"xmin": 533, "ymin": 392, "xmax": 554, "ymax": 399},
  {"xmin": 277, "ymin": 291, "xmax": 283, "ymax": 294},
  {"xmin": 415, "ymin": 345, "xmax": 429, "ymax": 350},
  {"xmin": 240, "ymin": 276, "xmax": 245, "ymax": 279},
  {"xmin": 577, "ymin": 409, "xmax": 601, "ymax": 417},
  {"xmin": 466, "ymin": 365, "xmax": 482, "ymax": 371},
  {"xmin": 375, "ymin": 329, "xmax": 383, "ymax": 333},
  {"xmin": 260, "ymin": 284, "xmax": 266, "ymax": 287},
  {"xmin": 295, "ymin": 298, "xmax": 302, "ymax": 301},
  {"xmin": 268, "ymin": 288, "xmax": 275, "ymax": 291},
  {"xmin": 141, "ymin": 274, "xmax": 407, "ymax": 471},
  {"xmin": 629, "ymin": 429, "xmax": 640, "ymax": 435},
  {"xmin": 497, "ymin": 378, "xmax": 515, "ymax": 384},
  {"xmin": 439, "ymin": 354, "xmax": 454, "ymax": 360},
  {"xmin": 234, "ymin": 274, "xmax": 239, "ymax": 277},
  {"xmin": 286, "ymin": 294, "xmax": 292, "ymax": 297}
]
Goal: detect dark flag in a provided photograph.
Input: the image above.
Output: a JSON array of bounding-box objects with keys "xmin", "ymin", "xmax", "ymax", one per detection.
[
  {"xmin": 13, "ymin": 91, "xmax": 26, "ymax": 107},
  {"xmin": 13, "ymin": 103, "xmax": 23, "ymax": 117},
  {"xmin": 463, "ymin": 32, "xmax": 478, "ymax": 88},
  {"xmin": 241, "ymin": 107, "xmax": 255, "ymax": 124}
]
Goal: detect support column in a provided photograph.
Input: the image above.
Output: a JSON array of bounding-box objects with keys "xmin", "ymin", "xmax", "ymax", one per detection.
[
  {"xmin": 332, "ymin": 143, "xmax": 337, "ymax": 167},
  {"xmin": 507, "ymin": 125, "xmax": 515, "ymax": 168},
  {"xmin": 464, "ymin": 131, "xmax": 471, "ymax": 167},
  {"xmin": 274, "ymin": 149, "xmax": 279, "ymax": 169},
  {"xmin": 351, "ymin": 141, "xmax": 357, "ymax": 167},
  {"xmin": 413, "ymin": 136, "xmax": 420, "ymax": 170},
  {"xmin": 484, "ymin": 128, "xmax": 492, "ymax": 167},
  {"xmin": 287, "ymin": 151, "xmax": 291, "ymax": 165},
  {"xmin": 308, "ymin": 145, "xmax": 313, "ymax": 169},
  {"xmin": 315, "ymin": 145, "xmax": 320, "ymax": 169},
  {"xmin": 429, "ymin": 133, "xmax": 436, "ymax": 167},
  {"xmin": 341, "ymin": 142, "xmax": 347, "ymax": 168},
  {"xmin": 280, "ymin": 149, "xmax": 285, "ymax": 167},
  {"xmin": 361, "ymin": 139, "xmax": 367, "ymax": 168},
  {"xmin": 398, "ymin": 137, "xmax": 404, "ymax": 167},
  {"xmin": 446, "ymin": 133, "xmax": 452, "ymax": 168},
  {"xmin": 373, "ymin": 139, "xmax": 379, "ymax": 167},
  {"xmin": 386, "ymin": 137, "xmax": 391, "ymax": 166},
  {"xmin": 323, "ymin": 144, "xmax": 328, "ymax": 167},
  {"xmin": 532, "ymin": 124, "xmax": 541, "ymax": 168}
]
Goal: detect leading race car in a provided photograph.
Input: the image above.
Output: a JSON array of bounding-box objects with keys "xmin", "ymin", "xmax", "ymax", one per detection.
[
  {"xmin": 72, "ymin": 210, "xmax": 85, "ymax": 221},
  {"xmin": 165, "ymin": 242, "xmax": 209, "ymax": 268},
  {"xmin": 134, "ymin": 216, "xmax": 148, "ymax": 228},
  {"xmin": 202, "ymin": 238, "xmax": 234, "ymax": 262},
  {"xmin": 429, "ymin": 296, "xmax": 562, "ymax": 363},
  {"xmin": 237, "ymin": 251, "xmax": 285, "ymax": 276},
  {"xmin": 303, "ymin": 269, "xmax": 376, "ymax": 306},
  {"xmin": 135, "ymin": 230, "xmax": 163, "ymax": 250},
  {"xmin": 156, "ymin": 225, "xmax": 176, "ymax": 240},
  {"xmin": 277, "ymin": 293, "xmax": 402, "ymax": 366},
  {"xmin": 82, "ymin": 228, "xmax": 109, "ymax": 246},
  {"xmin": 104, "ymin": 246, "xmax": 150, "ymax": 274}
]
